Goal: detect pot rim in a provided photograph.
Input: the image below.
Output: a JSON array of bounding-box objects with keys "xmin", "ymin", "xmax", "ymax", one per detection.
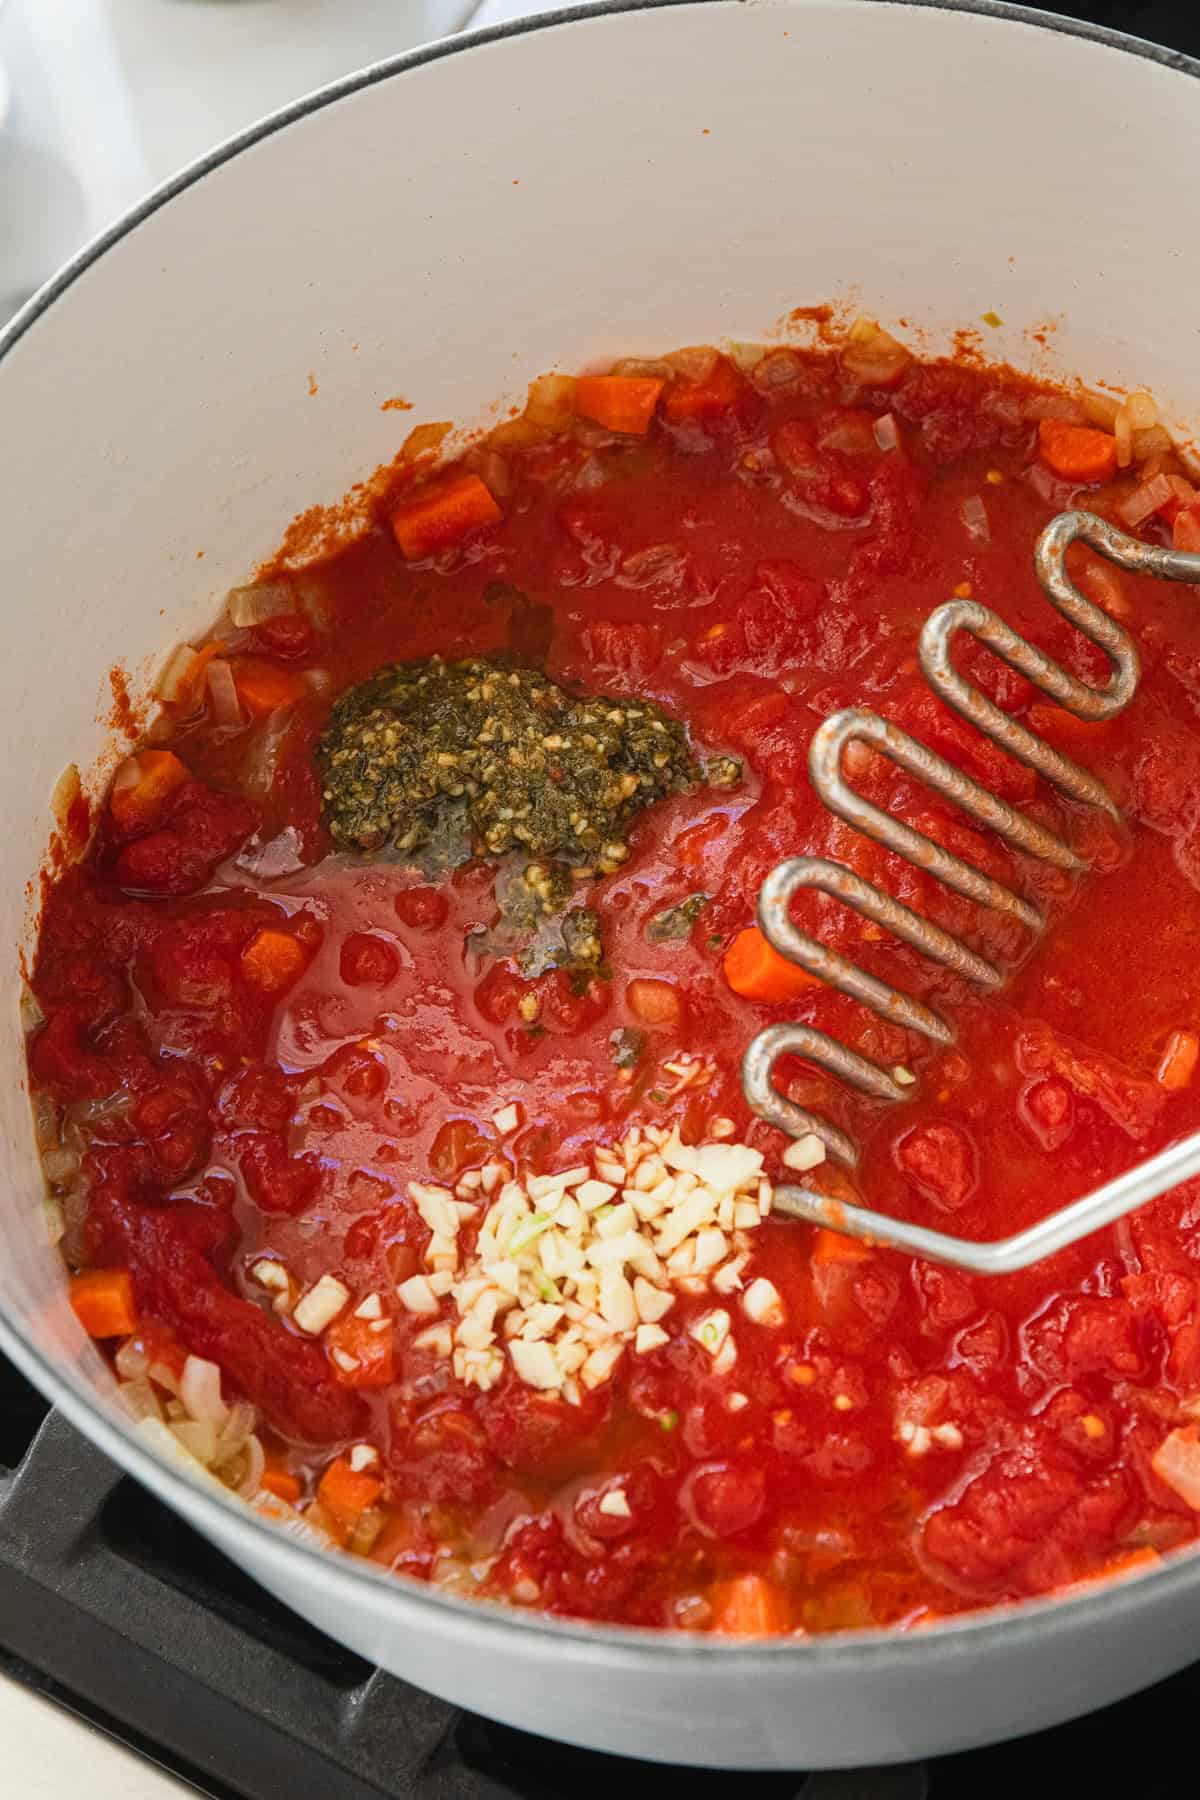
[{"xmin": 3, "ymin": 0, "xmax": 1199, "ymax": 1673}]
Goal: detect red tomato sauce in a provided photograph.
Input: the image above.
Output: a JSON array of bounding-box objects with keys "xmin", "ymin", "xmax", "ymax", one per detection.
[{"xmin": 28, "ymin": 334, "xmax": 1200, "ymax": 1633}]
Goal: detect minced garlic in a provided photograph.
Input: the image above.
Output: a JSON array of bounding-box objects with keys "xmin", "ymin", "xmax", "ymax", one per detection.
[{"xmin": 396, "ymin": 1123, "xmax": 776, "ymax": 1401}]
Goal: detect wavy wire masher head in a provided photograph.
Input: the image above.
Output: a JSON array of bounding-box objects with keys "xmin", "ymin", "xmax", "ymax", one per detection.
[{"xmin": 741, "ymin": 511, "xmax": 1200, "ymax": 1274}]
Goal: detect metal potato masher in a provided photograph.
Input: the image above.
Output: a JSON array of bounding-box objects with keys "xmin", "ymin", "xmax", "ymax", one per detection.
[{"xmin": 742, "ymin": 510, "xmax": 1200, "ymax": 1274}]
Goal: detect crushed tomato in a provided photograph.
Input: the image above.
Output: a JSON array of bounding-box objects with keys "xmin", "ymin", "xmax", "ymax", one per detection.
[{"xmin": 27, "ymin": 336, "xmax": 1200, "ymax": 1633}]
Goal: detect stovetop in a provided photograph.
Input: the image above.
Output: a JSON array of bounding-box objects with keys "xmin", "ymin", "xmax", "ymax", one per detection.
[{"xmin": 5, "ymin": 2, "xmax": 1200, "ymax": 1794}]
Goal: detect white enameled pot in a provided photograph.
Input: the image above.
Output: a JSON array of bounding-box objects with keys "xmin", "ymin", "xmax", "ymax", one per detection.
[{"xmin": 2, "ymin": 1, "xmax": 1199, "ymax": 1768}]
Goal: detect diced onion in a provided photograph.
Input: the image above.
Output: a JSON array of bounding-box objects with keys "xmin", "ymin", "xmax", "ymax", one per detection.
[
  {"xmin": 115, "ymin": 1338, "xmax": 150, "ymax": 1381},
  {"xmin": 237, "ymin": 1432, "xmax": 266, "ymax": 1497},
  {"xmin": 751, "ymin": 348, "xmax": 803, "ymax": 393},
  {"xmin": 463, "ymin": 447, "xmax": 511, "ymax": 499},
  {"xmin": 155, "ymin": 643, "xmax": 203, "ymax": 704},
  {"xmin": 205, "ymin": 657, "xmax": 243, "ymax": 728},
  {"xmin": 1080, "ymin": 388, "xmax": 1121, "ymax": 430},
  {"xmin": 41, "ymin": 1197, "xmax": 65, "ymax": 1246},
  {"xmin": 959, "ymin": 494, "xmax": 990, "ymax": 542},
  {"xmin": 665, "ymin": 345, "xmax": 720, "ymax": 383},
  {"xmin": 170, "ymin": 1418, "xmax": 221, "ymax": 1466},
  {"xmin": 841, "ymin": 318, "xmax": 912, "ymax": 386},
  {"xmin": 524, "ymin": 374, "xmax": 577, "ymax": 429},
  {"xmin": 41, "ymin": 1146, "xmax": 80, "ymax": 1185},
  {"xmin": 1118, "ymin": 472, "xmax": 1174, "ymax": 529},
  {"xmin": 873, "ymin": 412, "xmax": 900, "ymax": 452},
  {"xmin": 1115, "ymin": 409, "xmax": 1134, "ymax": 470},
  {"xmin": 1125, "ymin": 390, "xmax": 1159, "ymax": 430},
  {"xmin": 1152, "ymin": 1427, "xmax": 1200, "ymax": 1509},
  {"xmin": 180, "ymin": 1353, "xmax": 229, "ymax": 1427},
  {"xmin": 214, "ymin": 1400, "xmax": 256, "ymax": 1465},
  {"xmin": 148, "ymin": 1359, "xmax": 181, "ymax": 1396},
  {"xmin": 226, "ymin": 583, "xmax": 294, "ymax": 628},
  {"xmin": 1132, "ymin": 424, "xmax": 1172, "ymax": 463},
  {"xmin": 118, "ymin": 1377, "xmax": 163, "ymax": 1423},
  {"xmin": 20, "ymin": 986, "xmax": 44, "ymax": 1035}
]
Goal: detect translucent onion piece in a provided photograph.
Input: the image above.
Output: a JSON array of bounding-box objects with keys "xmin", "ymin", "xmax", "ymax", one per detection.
[
  {"xmin": 40, "ymin": 1146, "xmax": 79, "ymax": 1185},
  {"xmin": 1119, "ymin": 472, "xmax": 1175, "ymax": 529},
  {"xmin": 751, "ymin": 348, "xmax": 803, "ymax": 393},
  {"xmin": 41, "ymin": 1197, "xmax": 65, "ymax": 1246},
  {"xmin": 237, "ymin": 1433, "xmax": 266, "ymax": 1497},
  {"xmin": 959, "ymin": 494, "xmax": 990, "ymax": 542},
  {"xmin": 841, "ymin": 318, "xmax": 912, "ymax": 387},
  {"xmin": 464, "ymin": 447, "xmax": 511, "ymax": 500},
  {"xmin": 20, "ymin": 985, "xmax": 44, "ymax": 1034},
  {"xmin": 155, "ymin": 643, "xmax": 201, "ymax": 703},
  {"xmin": 214, "ymin": 1400, "xmax": 256, "ymax": 1466},
  {"xmin": 32, "ymin": 1091, "xmax": 59, "ymax": 1152},
  {"xmin": 1125, "ymin": 390, "xmax": 1159, "ymax": 430},
  {"xmin": 169, "ymin": 1418, "xmax": 221, "ymax": 1466},
  {"xmin": 873, "ymin": 412, "xmax": 900, "ymax": 452},
  {"xmin": 118, "ymin": 1377, "xmax": 163, "ymax": 1423},
  {"xmin": 115, "ymin": 1337, "xmax": 150, "ymax": 1381},
  {"xmin": 180, "ymin": 1354, "xmax": 228, "ymax": 1426},
  {"xmin": 524, "ymin": 374, "xmax": 577, "ymax": 429},
  {"xmin": 1115, "ymin": 409, "xmax": 1134, "ymax": 470},
  {"xmin": 1080, "ymin": 388, "xmax": 1121, "ymax": 431},
  {"xmin": 665, "ymin": 345, "xmax": 719, "ymax": 383},
  {"xmin": 226, "ymin": 583, "xmax": 294, "ymax": 628},
  {"xmin": 1132, "ymin": 424, "xmax": 1172, "ymax": 462},
  {"xmin": 206, "ymin": 657, "xmax": 243, "ymax": 728},
  {"xmin": 137, "ymin": 1417, "xmax": 229, "ymax": 1494}
]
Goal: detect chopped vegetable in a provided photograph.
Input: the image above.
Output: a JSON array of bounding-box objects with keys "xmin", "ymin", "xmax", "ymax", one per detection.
[
  {"xmin": 1119, "ymin": 472, "xmax": 1175, "ymax": 529},
  {"xmin": 69, "ymin": 1268, "xmax": 138, "ymax": 1337},
  {"xmin": 260, "ymin": 1465, "xmax": 302, "ymax": 1504},
  {"xmin": 206, "ymin": 657, "xmax": 243, "ymax": 728},
  {"xmin": 233, "ymin": 657, "xmax": 308, "ymax": 717},
  {"xmin": 575, "ymin": 375, "xmax": 664, "ymax": 436},
  {"xmin": 627, "ymin": 978, "xmax": 681, "ymax": 1026},
  {"xmin": 390, "ymin": 472, "xmax": 502, "ymax": 560},
  {"xmin": 840, "ymin": 318, "xmax": 912, "ymax": 388},
  {"xmin": 723, "ymin": 926, "xmax": 819, "ymax": 1003},
  {"xmin": 1152, "ymin": 1426, "xmax": 1200, "ymax": 1509},
  {"xmin": 1037, "ymin": 419, "xmax": 1118, "ymax": 484},
  {"xmin": 660, "ymin": 353, "xmax": 742, "ymax": 423},
  {"xmin": 317, "ymin": 1456, "xmax": 384, "ymax": 1538},
  {"xmin": 325, "ymin": 1311, "xmax": 395, "ymax": 1388},
  {"xmin": 240, "ymin": 928, "xmax": 307, "ymax": 995},
  {"xmin": 1157, "ymin": 1029, "xmax": 1199, "ymax": 1091},
  {"xmin": 110, "ymin": 751, "xmax": 188, "ymax": 835},
  {"xmin": 709, "ymin": 1573, "xmax": 790, "ymax": 1636}
]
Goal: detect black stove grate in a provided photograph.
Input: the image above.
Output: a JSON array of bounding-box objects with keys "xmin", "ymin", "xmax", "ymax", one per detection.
[{"xmin": 0, "ymin": 1346, "xmax": 1198, "ymax": 1799}]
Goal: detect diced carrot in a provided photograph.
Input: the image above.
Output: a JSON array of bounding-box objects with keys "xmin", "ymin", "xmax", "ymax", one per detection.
[
  {"xmin": 709, "ymin": 1573, "xmax": 790, "ymax": 1636},
  {"xmin": 626, "ymin": 977, "xmax": 681, "ymax": 1026},
  {"xmin": 260, "ymin": 1467, "xmax": 302, "ymax": 1505},
  {"xmin": 240, "ymin": 927, "xmax": 307, "ymax": 995},
  {"xmin": 1037, "ymin": 419, "xmax": 1118, "ymax": 484},
  {"xmin": 723, "ymin": 926, "xmax": 820, "ymax": 1003},
  {"xmin": 1025, "ymin": 702, "xmax": 1115, "ymax": 747},
  {"xmin": 390, "ymin": 472, "xmax": 502, "ymax": 560},
  {"xmin": 69, "ymin": 1268, "xmax": 138, "ymax": 1338},
  {"xmin": 574, "ymin": 375, "xmax": 664, "ymax": 436},
  {"xmin": 811, "ymin": 1227, "xmax": 871, "ymax": 1267},
  {"xmin": 661, "ymin": 354, "xmax": 743, "ymax": 425},
  {"xmin": 318, "ymin": 1457, "xmax": 384, "ymax": 1538},
  {"xmin": 1174, "ymin": 507, "xmax": 1200, "ymax": 553},
  {"xmin": 231, "ymin": 657, "xmax": 308, "ymax": 718},
  {"xmin": 109, "ymin": 751, "xmax": 189, "ymax": 835},
  {"xmin": 1157, "ymin": 1028, "xmax": 1199, "ymax": 1091},
  {"xmin": 326, "ymin": 1312, "xmax": 395, "ymax": 1389}
]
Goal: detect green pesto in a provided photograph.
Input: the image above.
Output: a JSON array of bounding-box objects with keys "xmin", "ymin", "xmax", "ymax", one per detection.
[{"xmin": 317, "ymin": 656, "xmax": 696, "ymax": 873}]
